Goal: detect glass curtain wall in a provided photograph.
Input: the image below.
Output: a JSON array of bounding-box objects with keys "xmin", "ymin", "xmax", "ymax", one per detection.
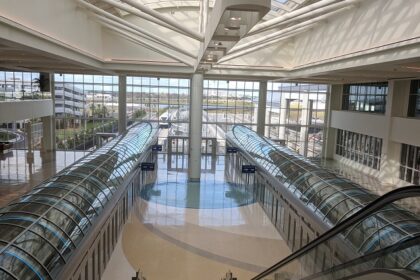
[
  {"xmin": 0, "ymin": 71, "xmax": 44, "ymax": 150},
  {"xmin": 54, "ymin": 74, "xmax": 119, "ymax": 151},
  {"xmin": 342, "ymin": 82, "xmax": 388, "ymax": 113},
  {"xmin": 126, "ymin": 76, "xmax": 190, "ymax": 151},
  {"xmin": 203, "ymin": 80, "xmax": 259, "ymax": 154},
  {"xmin": 265, "ymin": 82, "xmax": 327, "ymax": 158},
  {"xmin": 0, "ymin": 71, "xmax": 41, "ymax": 101}
]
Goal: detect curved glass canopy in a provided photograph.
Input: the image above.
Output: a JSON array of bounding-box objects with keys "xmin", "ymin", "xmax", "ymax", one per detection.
[
  {"xmin": 227, "ymin": 125, "xmax": 420, "ymax": 259},
  {"xmin": 0, "ymin": 123, "xmax": 157, "ymax": 280}
]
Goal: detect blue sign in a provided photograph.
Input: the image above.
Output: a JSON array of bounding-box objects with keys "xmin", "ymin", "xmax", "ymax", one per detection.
[
  {"xmin": 152, "ymin": 145, "xmax": 163, "ymax": 151},
  {"xmin": 226, "ymin": 147, "xmax": 238, "ymax": 153},
  {"xmin": 242, "ymin": 165, "xmax": 256, "ymax": 174},
  {"xmin": 141, "ymin": 162, "xmax": 155, "ymax": 171}
]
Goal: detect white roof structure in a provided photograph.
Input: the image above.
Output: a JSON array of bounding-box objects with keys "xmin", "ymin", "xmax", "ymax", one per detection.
[{"xmin": 0, "ymin": 0, "xmax": 420, "ymax": 83}]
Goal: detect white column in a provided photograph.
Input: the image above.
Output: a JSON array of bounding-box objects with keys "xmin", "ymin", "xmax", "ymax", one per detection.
[
  {"xmin": 41, "ymin": 116, "xmax": 54, "ymax": 152},
  {"xmin": 324, "ymin": 84, "xmax": 342, "ymax": 159},
  {"xmin": 379, "ymin": 80, "xmax": 411, "ymax": 184},
  {"xmin": 299, "ymin": 95, "xmax": 312, "ymax": 156},
  {"xmin": 118, "ymin": 75, "xmax": 127, "ymax": 134},
  {"xmin": 257, "ymin": 81, "xmax": 267, "ymax": 136},
  {"xmin": 265, "ymin": 110, "xmax": 271, "ymax": 137},
  {"xmin": 41, "ymin": 73, "xmax": 56, "ymax": 151},
  {"xmin": 188, "ymin": 73, "xmax": 204, "ymax": 181},
  {"xmin": 26, "ymin": 121, "xmax": 32, "ymax": 154},
  {"xmin": 279, "ymin": 95, "xmax": 289, "ymax": 140}
]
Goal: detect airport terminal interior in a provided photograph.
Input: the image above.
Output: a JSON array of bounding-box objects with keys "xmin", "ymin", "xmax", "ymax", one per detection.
[{"xmin": 1, "ymin": 0, "xmax": 420, "ymax": 279}]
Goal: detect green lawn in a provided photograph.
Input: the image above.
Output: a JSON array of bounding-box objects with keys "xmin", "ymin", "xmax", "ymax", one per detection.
[{"xmin": 56, "ymin": 121, "xmax": 115, "ymax": 140}]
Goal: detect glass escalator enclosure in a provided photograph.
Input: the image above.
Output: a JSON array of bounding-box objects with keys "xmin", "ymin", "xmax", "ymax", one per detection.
[
  {"xmin": 252, "ymin": 191, "xmax": 420, "ymax": 280},
  {"xmin": 227, "ymin": 125, "xmax": 420, "ymax": 264},
  {"xmin": 0, "ymin": 122, "xmax": 157, "ymax": 279},
  {"xmin": 227, "ymin": 125, "xmax": 379, "ymax": 226}
]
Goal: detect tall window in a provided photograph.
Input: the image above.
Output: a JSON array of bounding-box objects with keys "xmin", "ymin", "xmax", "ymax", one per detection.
[
  {"xmin": 126, "ymin": 76, "xmax": 190, "ymax": 149},
  {"xmin": 400, "ymin": 144, "xmax": 420, "ymax": 185},
  {"xmin": 203, "ymin": 80, "xmax": 259, "ymax": 154},
  {"xmin": 0, "ymin": 71, "xmax": 40, "ymax": 101},
  {"xmin": 0, "ymin": 71, "xmax": 44, "ymax": 149},
  {"xmin": 342, "ymin": 82, "xmax": 388, "ymax": 113},
  {"xmin": 336, "ymin": 129, "xmax": 382, "ymax": 170},
  {"xmin": 408, "ymin": 80, "xmax": 420, "ymax": 118},
  {"xmin": 54, "ymin": 74, "xmax": 119, "ymax": 150},
  {"xmin": 265, "ymin": 83, "xmax": 327, "ymax": 158}
]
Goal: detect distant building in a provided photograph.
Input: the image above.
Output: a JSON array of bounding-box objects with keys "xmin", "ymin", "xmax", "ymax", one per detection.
[{"xmin": 54, "ymin": 83, "xmax": 86, "ymax": 127}]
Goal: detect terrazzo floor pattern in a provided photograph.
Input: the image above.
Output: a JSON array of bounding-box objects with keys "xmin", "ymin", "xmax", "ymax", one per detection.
[{"xmin": 102, "ymin": 155, "xmax": 290, "ymax": 280}]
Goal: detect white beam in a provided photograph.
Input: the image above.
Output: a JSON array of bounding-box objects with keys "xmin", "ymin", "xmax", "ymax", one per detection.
[
  {"xmin": 230, "ymin": 19, "xmax": 315, "ymax": 54},
  {"xmin": 218, "ymin": 26, "xmax": 312, "ymax": 63},
  {"xmin": 101, "ymin": 21, "xmax": 194, "ymax": 67},
  {"xmin": 119, "ymin": 0, "xmax": 205, "ymax": 41},
  {"xmin": 202, "ymin": 0, "xmax": 209, "ymax": 34},
  {"xmin": 230, "ymin": 6, "xmax": 353, "ymax": 55},
  {"xmin": 247, "ymin": 0, "xmax": 342, "ymax": 36},
  {"xmin": 99, "ymin": 0, "xmax": 198, "ymax": 40},
  {"xmin": 92, "ymin": 13, "xmax": 196, "ymax": 59},
  {"xmin": 258, "ymin": 0, "xmax": 360, "ymax": 35},
  {"xmin": 76, "ymin": 0, "xmax": 196, "ymax": 58},
  {"xmin": 278, "ymin": 0, "xmax": 359, "ymax": 29}
]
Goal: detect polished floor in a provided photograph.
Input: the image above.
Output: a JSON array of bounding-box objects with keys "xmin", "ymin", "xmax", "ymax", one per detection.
[
  {"xmin": 102, "ymin": 155, "xmax": 290, "ymax": 280},
  {"xmin": 0, "ymin": 149, "xmax": 86, "ymax": 207}
]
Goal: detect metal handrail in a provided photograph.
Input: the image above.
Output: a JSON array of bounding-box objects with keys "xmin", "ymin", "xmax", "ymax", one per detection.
[{"xmin": 252, "ymin": 185, "xmax": 420, "ymax": 280}]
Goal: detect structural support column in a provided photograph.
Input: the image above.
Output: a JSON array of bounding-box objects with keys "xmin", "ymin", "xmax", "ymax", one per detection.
[
  {"xmin": 41, "ymin": 116, "xmax": 54, "ymax": 152},
  {"xmin": 118, "ymin": 75, "xmax": 127, "ymax": 134},
  {"xmin": 379, "ymin": 80, "xmax": 411, "ymax": 184},
  {"xmin": 42, "ymin": 73, "xmax": 56, "ymax": 151},
  {"xmin": 188, "ymin": 73, "xmax": 204, "ymax": 181},
  {"xmin": 257, "ymin": 81, "xmax": 267, "ymax": 136},
  {"xmin": 299, "ymin": 95, "xmax": 312, "ymax": 156},
  {"xmin": 279, "ymin": 95, "xmax": 289, "ymax": 140},
  {"xmin": 324, "ymin": 84, "xmax": 342, "ymax": 159}
]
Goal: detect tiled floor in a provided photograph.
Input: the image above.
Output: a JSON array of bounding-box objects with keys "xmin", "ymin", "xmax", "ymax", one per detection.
[
  {"xmin": 102, "ymin": 155, "xmax": 290, "ymax": 280},
  {"xmin": 0, "ymin": 149, "xmax": 87, "ymax": 207}
]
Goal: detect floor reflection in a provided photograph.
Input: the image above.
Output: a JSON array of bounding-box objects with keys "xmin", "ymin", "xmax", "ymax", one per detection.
[
  {"xmin": 103, "ymin": 154, "xmax": 290, "ymax": 280},
  {"xmin": 0, "ymin": 149, "xmax": 86, "ymax": 207}
]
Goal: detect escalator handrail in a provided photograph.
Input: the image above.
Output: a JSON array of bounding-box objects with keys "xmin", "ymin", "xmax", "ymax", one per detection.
[
  {"xmin": 300, "ymin": 235, "xmax": 420, "ymax": 280},
  {"xmin": 252, "ymin": 185, "xmax": 420, "ymax": 280}
]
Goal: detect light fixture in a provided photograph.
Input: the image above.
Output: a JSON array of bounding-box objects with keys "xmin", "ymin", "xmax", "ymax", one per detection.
[
  {"xmin": 206, "ymin": 53, "xmax": 217, "ymax": 62},
  {"xmin": 224, "ymin": 17, "xmax": 241, "ymax": 31}
]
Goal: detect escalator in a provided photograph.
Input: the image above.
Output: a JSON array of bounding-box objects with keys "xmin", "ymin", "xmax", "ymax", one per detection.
[{"xmin": 252, "ymin": 186, "xmax": 420, "ymax": 280}]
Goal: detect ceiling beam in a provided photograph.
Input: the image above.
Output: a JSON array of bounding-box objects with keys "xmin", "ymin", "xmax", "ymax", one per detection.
[
  {"xmin": 99, "ymin": 0, "xmax": 198, "ymax": 40},
  {"xmin": 101, "ymin": 21, "xmax": 194, "ymax": 67},
  {"xmin": 247, "ymin": 0, "xmax": 343, "ymax": 36},
  {"xmin": 119, "ymin": 0, "xmax": 204, "ymax": 41},
  {"xmin": 76, "ymin": 0, "xmax": 196, "ymax": 59}
]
